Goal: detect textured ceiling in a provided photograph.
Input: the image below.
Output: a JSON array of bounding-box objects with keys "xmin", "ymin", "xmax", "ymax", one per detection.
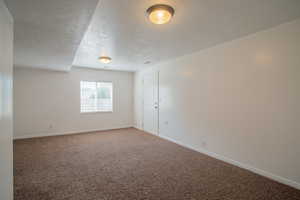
[
  {"xmin": 5, "ymin": 0, "xmax": 99, "ymax": 71},
  {"xmin": 73, "ymin": 0, "xmax": 300, "ymax": 71},
  {"xmin": 6, "ymin": 0, "xmax": 300, "ymax": 72}
]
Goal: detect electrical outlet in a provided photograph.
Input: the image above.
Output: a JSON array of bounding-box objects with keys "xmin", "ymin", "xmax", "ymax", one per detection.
[{"xmin": 202, "ymin": 141, "xmax": 207, "ymax": 147}]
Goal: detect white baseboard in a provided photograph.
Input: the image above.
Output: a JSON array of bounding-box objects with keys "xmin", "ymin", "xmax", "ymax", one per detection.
[
  {"xmin": 133, "ymin": 125, "xmax": 143, "ymax": 131},
  {"xmin": 158, "ymin": 134, "xmax": 300, "ymax": 190},
  {"xmin": 13, "ymin": 125, "xmax": 133, "ymax": 140}
]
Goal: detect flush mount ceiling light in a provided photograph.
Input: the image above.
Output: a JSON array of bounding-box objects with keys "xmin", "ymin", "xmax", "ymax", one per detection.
[
  {"xmin": 147, "ymin": 4, "xmax": 175, "ymax": 25},
  {"xmin": 99, "ymin": 56, "xmax": 112, "ymax": 64}
]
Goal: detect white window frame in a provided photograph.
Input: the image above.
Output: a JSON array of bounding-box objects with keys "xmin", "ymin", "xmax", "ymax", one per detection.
[{"xmin": 80, "ymin": 81, "xmax": 113, "ymax": 113}]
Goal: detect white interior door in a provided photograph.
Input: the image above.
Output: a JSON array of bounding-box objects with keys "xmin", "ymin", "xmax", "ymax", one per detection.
[{"xmin": 143, "ymin": 71, "xmax": 159, "ymax": 135}]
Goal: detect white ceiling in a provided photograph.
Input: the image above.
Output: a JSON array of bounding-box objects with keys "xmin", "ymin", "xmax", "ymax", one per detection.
[
  {"xmin": 5, "ymin": 0, "xmax": 99, "ymax": 71},
  {"xmin": 73, "ymin": 0, "xmax": 300, "ymax": 71},
  {"xmin": 6, "ymin": 0, "xmax": 300, "ymax": 72}
]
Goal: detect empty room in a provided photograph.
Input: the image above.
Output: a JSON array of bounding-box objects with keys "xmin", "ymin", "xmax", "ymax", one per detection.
[{"xmin": 1, "ymin": 0, "xmax": 300, "ymax": 199}]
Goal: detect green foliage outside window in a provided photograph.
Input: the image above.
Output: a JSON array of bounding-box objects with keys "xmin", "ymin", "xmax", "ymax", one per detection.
[{"xmin": 97, "ymin": 87, "xmax": 111, "ymax": 99}]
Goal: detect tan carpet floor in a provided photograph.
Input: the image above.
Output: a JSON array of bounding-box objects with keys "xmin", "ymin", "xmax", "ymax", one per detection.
[{"xmin": 14, "ymin": 128, "xmax": 300, "ymax": 200}]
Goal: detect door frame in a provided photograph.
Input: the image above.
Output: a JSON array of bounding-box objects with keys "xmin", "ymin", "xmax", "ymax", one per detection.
[{"xmin": 142, "ymin": 71, "xmax": 159, "ymax": 135}]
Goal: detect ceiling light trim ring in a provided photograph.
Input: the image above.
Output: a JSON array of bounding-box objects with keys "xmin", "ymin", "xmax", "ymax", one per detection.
[
  {"xmin": 147, "ymin": 4, "xmax": 175, "ymax": 24},
  {"xmin": 99, "ymin": 56, "xmax": 112, "ymax": 64}
]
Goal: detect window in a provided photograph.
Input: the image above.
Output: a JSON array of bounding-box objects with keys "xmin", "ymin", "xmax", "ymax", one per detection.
[{"xmin": 80, "ymin": 81, "xmax": 113, "ymax": 113}]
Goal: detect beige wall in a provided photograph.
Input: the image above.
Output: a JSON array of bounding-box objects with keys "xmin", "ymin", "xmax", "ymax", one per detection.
[
  {"xmin": 14, "ymin": 67, "xmax": 134, "ymax": 138},
  {"xmin": 134, "ymin": 19, "xmax": 300, "ymax": 189},
  {"xmin": 0, "ymin": 0, "xmax": 14, "ymax": 199}
]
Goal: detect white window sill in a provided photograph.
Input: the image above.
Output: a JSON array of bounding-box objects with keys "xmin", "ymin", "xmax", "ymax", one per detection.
[{"xmin": 80, "ymin": 111, "xmax": 113, "ymax": 114}]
